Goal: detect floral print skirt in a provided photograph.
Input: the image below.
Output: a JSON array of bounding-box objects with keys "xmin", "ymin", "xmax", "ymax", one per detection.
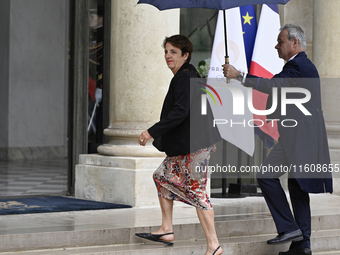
[{"xmin": 153, "ymin": 146, "xmax": 213, "ymax": 210}]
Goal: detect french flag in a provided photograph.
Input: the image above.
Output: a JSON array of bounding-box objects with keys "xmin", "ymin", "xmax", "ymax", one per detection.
[{"xmin": 249, "ymin": 4, "xmax": 284, "ymax": 141}]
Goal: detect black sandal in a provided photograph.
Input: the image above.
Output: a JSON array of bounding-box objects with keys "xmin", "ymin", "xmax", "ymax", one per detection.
[
  {"xmin": 212, "ymin": 246, "xmax": 221, "ymax": 255},
  {"xmin": 135, "ymin": 232, "xmax": 174, "ymax": 246}
]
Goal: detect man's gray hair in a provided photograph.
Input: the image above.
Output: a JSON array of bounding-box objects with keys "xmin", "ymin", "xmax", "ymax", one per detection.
[{"xmin": 280, "ymin": 24, "xmax": 306, "ymax": 50}]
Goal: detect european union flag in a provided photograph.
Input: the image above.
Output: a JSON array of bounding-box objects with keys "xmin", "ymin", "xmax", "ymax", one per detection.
[{"xmin": 240, "ymin": 5, "xmax": 257, "ymax": 70}]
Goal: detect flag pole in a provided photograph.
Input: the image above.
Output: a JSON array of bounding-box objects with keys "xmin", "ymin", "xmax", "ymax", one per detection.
[
  {"xmin": 222, "ymin": 9, "xmax": 229, "ymax": 196},
  {"xmin": 223, "ymin": 10, "xmax": 230, "ymax": 83}
]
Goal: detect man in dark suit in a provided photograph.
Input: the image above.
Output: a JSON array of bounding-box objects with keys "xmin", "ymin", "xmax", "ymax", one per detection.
[{"xmin": 223, "ymin": 24, "xmax": 332, "ymax": 255}]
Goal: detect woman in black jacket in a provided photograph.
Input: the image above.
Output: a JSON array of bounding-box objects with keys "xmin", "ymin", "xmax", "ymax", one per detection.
[{"xmin": 136, "ymin": 35, "xmax": 222, "ymax": 255}]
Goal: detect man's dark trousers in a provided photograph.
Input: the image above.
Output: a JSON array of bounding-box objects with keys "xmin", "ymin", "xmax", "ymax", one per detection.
[{"xmin": 257, "ymin": 141, "xmax": 311, "ymax": 250}]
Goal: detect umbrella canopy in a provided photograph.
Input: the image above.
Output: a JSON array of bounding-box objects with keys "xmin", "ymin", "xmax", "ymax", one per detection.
[
  {"xmin": 137, "ymin": 0, "xmax": 290, "ymax": 11},
  {"xmin": 137, "ymin": 0, "xmax": 290, "ymax": 62}
]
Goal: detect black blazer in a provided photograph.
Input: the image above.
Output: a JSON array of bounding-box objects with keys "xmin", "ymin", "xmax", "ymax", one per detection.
[
  {"xmin": 245, "ymin": 52, "xmax": 332, "ymax": 193},
  {"xmin": 148, "ymin": 62, "xmax": 221, "ymax": 156}
]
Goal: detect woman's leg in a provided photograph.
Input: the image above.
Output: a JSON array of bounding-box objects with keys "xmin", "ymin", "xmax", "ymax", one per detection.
[
  {"xmin": 152, "ymin": 197, "xmax": 175, "ymax": 242},
  {"xmin": 196, "ymin": 208, "xmax": 223, "ymax": 255}
]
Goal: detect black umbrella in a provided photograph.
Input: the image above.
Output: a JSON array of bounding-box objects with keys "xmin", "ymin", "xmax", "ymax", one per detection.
[{"xmin": 137, "ymin": 0, "xmax": 290, "ymax": 76}]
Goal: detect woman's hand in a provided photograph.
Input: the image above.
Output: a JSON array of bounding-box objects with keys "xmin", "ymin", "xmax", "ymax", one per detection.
[{"xmin": 139, "ymin": 130, "xmax": 152, "ymax": 146}]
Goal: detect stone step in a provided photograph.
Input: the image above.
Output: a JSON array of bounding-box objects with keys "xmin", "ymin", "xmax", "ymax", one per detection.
[
  {"xmin": 314, "ymin": 252, "xmax": 340, "ymax": 255},
  {"xmin": 0, "ymin": 213, "xmax": 339, "ymax": 253},
  {"xmin": 1, "ymin": 229, "xmax": 339, "ymax": 255}
]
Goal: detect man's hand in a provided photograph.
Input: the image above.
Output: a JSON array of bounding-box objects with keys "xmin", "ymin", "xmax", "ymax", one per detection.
[
  {"xmin": 222, "ymin": 64, "xmax": 241, "ymax": 79},
  {"xmin": 211, "ymin": 144, "xmax": 217, "ymax": 154}
]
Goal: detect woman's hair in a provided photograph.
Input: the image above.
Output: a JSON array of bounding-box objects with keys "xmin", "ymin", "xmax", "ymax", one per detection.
[
  {"xmin": 163, "ymin": 34, "xmax": 194, "ymax": 62},
  {"xmin": 280, "ymin": 24, "xmax": 306, "ymax": 50}
]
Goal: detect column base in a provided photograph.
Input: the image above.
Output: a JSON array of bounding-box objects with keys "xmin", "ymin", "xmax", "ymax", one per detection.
[
  {"xmin": 98, "ymin": 124, "xmax": 166, "ymax": 157},
  {"xmin": 97, "ymin": 144, "xmax": 165, "ymax": 157},
  {"xmin": 75, "ymin": 154, "xmax": 164, "ymax": 207},
  {"xmin": 327, "ymin": 123, "xmax": 340, "ymax": 195}
]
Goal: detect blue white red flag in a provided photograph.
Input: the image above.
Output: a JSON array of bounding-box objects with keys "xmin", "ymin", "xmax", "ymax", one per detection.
[
  {"xmin": 240, "ymin": 5, "xmax": 274, "ymax": 148},
  {"xmin": 249, "ymin": 4, "xmax": 284, "ymax": 142}
]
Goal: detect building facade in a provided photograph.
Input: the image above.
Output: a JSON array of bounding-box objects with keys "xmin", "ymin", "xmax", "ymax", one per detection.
[{"xmin": 0, "ymin": 0, "xmax": 339, "ymax": 202}]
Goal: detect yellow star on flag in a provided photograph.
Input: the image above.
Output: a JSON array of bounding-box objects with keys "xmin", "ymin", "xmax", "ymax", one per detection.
[{"xmin": 243, "ymin": 12, "xmax": 254, "ymax": 25}]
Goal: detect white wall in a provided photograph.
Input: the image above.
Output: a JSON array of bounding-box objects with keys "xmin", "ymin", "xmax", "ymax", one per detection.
[
  {"xmin": 0, "ymin": 0, "xmax": 10, "ymax": 151},
  {"xmin": 0, "ymin": 0, "xmax": 69, "ymax": 159}
]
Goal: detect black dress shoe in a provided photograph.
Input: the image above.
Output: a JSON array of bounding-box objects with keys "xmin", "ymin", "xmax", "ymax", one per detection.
[
  {"xmin": 135, "ymin": 232, "xmax": 174, "ymax": 246},
  {"xmin": 267, "ymin": 229, "xmax": 303, "ymax": 245},
  {"xmin": 278, "ymin": 248, "xmax": 312, "ymax": 255}
]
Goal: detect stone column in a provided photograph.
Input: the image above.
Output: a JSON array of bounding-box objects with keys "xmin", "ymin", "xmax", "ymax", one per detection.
[
  {"xmin": 75, "ymin": 1, "xmax": 180, "ymax": 206},
  {"xmin": 313, "ymin": 0, "xmax": 340, "ymax": 194},
  {"xmin": 281, "ymin": 0, "xmax": 314, "ymax": 58},
  {"xmin": 97, "ymin": 0, "xmax": 179, "ymax": 157}
]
